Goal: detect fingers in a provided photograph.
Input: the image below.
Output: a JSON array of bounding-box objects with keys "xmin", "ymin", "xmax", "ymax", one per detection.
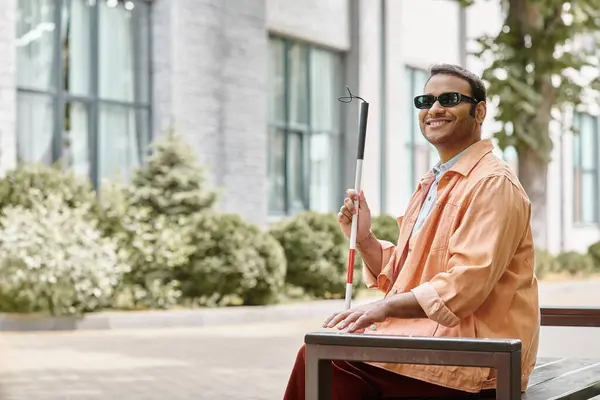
[
  {"xmin": 347, "ymin": 315, "xmax": 370, "ymax": 333},
  {"xmin": 323, "ymin": 309, "xmax": 362, "ymax": 331}
]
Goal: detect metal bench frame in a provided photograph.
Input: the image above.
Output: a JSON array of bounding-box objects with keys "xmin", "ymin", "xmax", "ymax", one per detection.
[{"xmin": 305, "ymin": 306, "xmax": 600, "ymax": 400}]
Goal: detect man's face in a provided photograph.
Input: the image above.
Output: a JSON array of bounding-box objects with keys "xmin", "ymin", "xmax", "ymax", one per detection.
[{"xmin": 418, "ymin": 74, "xmax": 485, "ymax": 146}]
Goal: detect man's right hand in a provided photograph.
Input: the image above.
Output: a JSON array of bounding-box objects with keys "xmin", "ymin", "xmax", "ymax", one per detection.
[{"xmin": 338, "ymin": 189, "xmax": 372, "ymax": 243}]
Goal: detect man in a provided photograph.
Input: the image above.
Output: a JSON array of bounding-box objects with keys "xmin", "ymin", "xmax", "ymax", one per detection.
[{"xmin": 283, "ymin": 64, "xmax": 540, "ymax": 399}]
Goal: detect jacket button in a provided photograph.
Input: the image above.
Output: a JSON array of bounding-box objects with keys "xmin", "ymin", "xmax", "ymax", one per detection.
[
  {"xmin": 370, "ymin": 324, "xmax": 377, "ymax": 331},
  {"xmin": 391, "ymin": 288, "xmax": 398, "ymax": 294}
]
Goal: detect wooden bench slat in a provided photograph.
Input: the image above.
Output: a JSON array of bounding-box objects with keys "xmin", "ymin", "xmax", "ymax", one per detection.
[
  {"xmin": 528, "ymin": 358, "xmax": 597, "ymax": 387},
  {"xmin": 522, "ymin": 362, "xmax": 600, "ymax": 399},
  {"xmin": 541, "ymin": 306, "xmax": 600, "ymax": 327}
]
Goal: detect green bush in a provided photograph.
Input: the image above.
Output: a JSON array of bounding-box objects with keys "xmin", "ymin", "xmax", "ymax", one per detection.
[
  {"xmin": 0, "ymin": 163, "xmax": 97, "ymax": 213},
  {"xmin": 97, "ymin": 180, "xmax": 194, "ymax": 309},
  {"xmin": 270, "ymin": 211, "xmax": 362, "ymax": 299},
  {"xmin": 534, "ymin": 248, "xmax": 560, "ymax": 279},
  {"xmin": 0, "ymin": 192, "xmax": 128, "ymax": 315},
  {"xmin": 587, "ymin": 241, "xmax": 600, "ymax": 271},
  {"xmin": 371, "ymin": 214, "xmax": 399, "ymax": 244},
  {"xmin": 556, "ymin": 251, "xmax": 595, "ymax": 276},
  {"xmin": 130, "ymin": 129, "xmax": 218, "ymax": 218},
  {"xmin": 175, "ymin": 213, "xmax": 287, "ymax": 306}
]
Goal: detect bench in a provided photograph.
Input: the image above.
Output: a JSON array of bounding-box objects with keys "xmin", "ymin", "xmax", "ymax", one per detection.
[{"xmin": 305, "ymin": 306, "xmax": 600, "ymax": 399}]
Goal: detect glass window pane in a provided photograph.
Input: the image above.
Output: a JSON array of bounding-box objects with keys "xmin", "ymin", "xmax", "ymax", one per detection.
[
  {"xmin": 268, "ymin": 128, "xmax": 285, "ymax": 213},
  {"xmin": 581, "ymin": 172, "xmax": 597, "ymax": 223},
  {"xmin": 287, "ymin": 132, "xmax": 305, "ymax": 212},
  {"xmin": 17, "ymin": 92, "xmax": 54, "ymax": 164},
  {"xmin": 63, "ymin": 102, "xmax": 90, "ymax": 176},
  {"xmin": 580, "ymin": 114, "xmax": 596, "ymax": 170},
  {"xmin": 310, "ymin": 48, "xmax": 342, "ymax": 132},
  {"xmin": 309, "ymin": 132, "xmax": 340, "ymax": 212},
  {"xmin": 269, "ymin": 38, "xmax": 285, "ymax": 124},
  {"xmin": 62, "ymin": 0, "xmax": 91, "ymax": 96},
  {"xmin": 99, "ymin": 0, "xmax": 150, "ymax": 103},
  {"xmin": 288, "ymin": 43, "xmax": 309, "ymax": 127},
  {"xmin": 98, "ymin": 104, "xmax": 147, "ymax": 181},
  {"xmin": 16, "ymin": 0, "xmax": 57, "ymax": 91}
]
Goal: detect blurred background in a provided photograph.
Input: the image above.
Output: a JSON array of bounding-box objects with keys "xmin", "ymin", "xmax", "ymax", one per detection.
[{"xmin": 0, "ymin": 0, "xmax": 599, "ymax": 399}]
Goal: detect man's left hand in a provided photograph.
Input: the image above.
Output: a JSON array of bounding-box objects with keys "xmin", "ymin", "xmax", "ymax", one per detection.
[{"xmin": 323, "ymin": 300, "xmax": 390, "ymax": 333}]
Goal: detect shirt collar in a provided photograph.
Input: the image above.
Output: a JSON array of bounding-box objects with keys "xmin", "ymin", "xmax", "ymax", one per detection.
[{"xmin": 432, "ymin": 145, "xmax": 471, "ymax": 177}]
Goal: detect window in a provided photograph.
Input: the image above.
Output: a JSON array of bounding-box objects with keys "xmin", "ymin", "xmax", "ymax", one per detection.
[
  {"xmin": 16, "ymin": 0, "xmax": 151, "ymax": 185},
  {"xmin": 268, "ymin": 37, "xmax": 343, "ymax": 215},
  {"xmin": 405, "ymin": 67, "xmax": 438, "ymax": 190},
  {"xmin": 573, "ymin": 112, "xmax": 599, "ymax": 224}
]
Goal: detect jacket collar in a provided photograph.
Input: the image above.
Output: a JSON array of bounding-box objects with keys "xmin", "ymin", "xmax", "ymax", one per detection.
[{"xmin": 448, "ymin": 139, "xmax": 494, "ymax": 176}]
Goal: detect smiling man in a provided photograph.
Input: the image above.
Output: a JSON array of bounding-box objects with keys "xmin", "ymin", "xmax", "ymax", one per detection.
[{"xmin": 282, "ymin": 64, "xmax": 540, "ymax": 399}]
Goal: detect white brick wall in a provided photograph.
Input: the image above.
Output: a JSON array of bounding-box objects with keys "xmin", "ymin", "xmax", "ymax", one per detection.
[
  {"xmin": 0, "ymin": 0, "xmax": 17, "ymax": 176},
  {"xmin": 266, "ymin": 0, "xmax": 350, "ymax": 51},
  {"xmin": 152, "ymin": 0, "xmax": 269, "ymax": 226}
]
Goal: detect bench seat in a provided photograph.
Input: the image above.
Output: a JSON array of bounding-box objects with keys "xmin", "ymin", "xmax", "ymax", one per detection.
[{"xmin": 304, "ymin": 306, "xmax": 600, "ymax": 399}]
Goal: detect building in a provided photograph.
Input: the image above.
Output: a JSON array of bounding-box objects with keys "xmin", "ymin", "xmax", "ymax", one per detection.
[{"xmin": 1, "ymin": 0, "xmax": 599, "ymax": 254}]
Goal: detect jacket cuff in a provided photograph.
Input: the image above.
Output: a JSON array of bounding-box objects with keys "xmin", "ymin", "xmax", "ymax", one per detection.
[{"xmin": 411, "ymin": 282, "xmax": 460, "ymax": 327}]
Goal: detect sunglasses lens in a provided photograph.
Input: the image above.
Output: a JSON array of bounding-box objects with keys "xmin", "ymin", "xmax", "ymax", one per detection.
[
  {"xmin": 414, "ymin": 95, "xmax": 435, "ymax": 109},
  {"xmin": 438, "ymin": 92, "xmax": 461, "ymax": 107}
]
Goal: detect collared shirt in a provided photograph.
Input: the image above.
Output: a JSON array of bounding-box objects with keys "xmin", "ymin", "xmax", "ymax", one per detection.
[
  {"xmin": 412, "ymin": 146, "xmax": 471, "ymax": 235},
  {"xmin": 360, "ymin": 139, "xmax": 540, "ymax": 393}
]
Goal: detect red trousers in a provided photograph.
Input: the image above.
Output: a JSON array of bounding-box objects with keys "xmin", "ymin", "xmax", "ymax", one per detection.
[{"xmin": 283, "ymin": 344, "xmax": 496, "ymax": 399}]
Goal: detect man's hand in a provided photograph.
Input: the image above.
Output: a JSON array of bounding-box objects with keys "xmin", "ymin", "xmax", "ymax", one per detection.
[
  {"xmin": 322, "ymin": 300, "xmax": 390, "ymax": 334},
  {"xmin": 338, "ymin": 189, "xmax": 371, "ymax": 242},
  {"xmin": 322, "ymin": 293, "xmax": 427, "ymax": 334}
]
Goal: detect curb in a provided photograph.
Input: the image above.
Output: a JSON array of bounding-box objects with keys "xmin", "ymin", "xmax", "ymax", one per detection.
[
  {"xmin": 2, "ymin": 279, "xmax": 600, "ymax": 332},
  {"xmin": 0, "ymin": 297, "xmax": 376, "ymax": 332}
]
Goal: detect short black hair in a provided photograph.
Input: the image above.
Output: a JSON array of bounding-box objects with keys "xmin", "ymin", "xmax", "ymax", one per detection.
[{"xmin": 427, "ymin": 63, "xmax": 487, "ymax": 103}]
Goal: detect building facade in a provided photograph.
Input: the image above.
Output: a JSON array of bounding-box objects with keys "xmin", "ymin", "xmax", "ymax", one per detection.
[{"xmin": 1, "ymin": 0, "xmax": 599, "ymax": 254}]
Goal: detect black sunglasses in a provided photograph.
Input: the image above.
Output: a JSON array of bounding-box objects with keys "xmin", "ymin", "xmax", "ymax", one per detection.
[{"xmin": 414, "ymin": 92, "xmax": 479, "ymax": 109}]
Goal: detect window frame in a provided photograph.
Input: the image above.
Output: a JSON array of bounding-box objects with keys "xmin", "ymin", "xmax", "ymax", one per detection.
[
  {"xmin": 267, "ymin": 35, "xmax": 344, "ymax": 217},
  {"xmin": 15, "ymin": 0, "xmax": 153, "ymax": 187},
  {"xmin": 405, "ymin": 66, "xmax": 438, "ymax": 190},
  {"xmin": 572, "ymin": 111, "xmax": 600, "ymax": 225}
]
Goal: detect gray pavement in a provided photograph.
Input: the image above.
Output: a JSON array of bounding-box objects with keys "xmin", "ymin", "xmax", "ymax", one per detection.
[{"xmin": 0, "ymin": 278, "xmax": 599, "ymax": 399}]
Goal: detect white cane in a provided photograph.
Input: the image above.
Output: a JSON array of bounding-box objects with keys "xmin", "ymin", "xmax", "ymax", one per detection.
[{"xmin": 338, "ymin": 87, "xmax": 370, "ymax": 310}]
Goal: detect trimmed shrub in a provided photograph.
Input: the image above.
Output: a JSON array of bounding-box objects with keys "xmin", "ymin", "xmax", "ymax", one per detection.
[
  {"xmin": 534, "ymin": 248, "xmax": 560, "ymax": 279},
  {"xmin": 130, "ymin": 129, "xmax": 218, "ymax": 218},
  {"xmin": 371, "ymin": 214, "xmax": 400, "ymax": 244},
  {"xmin": 0, "ymin": 163, "xmax": 97, "ymax": 212},
  {"xmin": 556, "ymin": 251, "xmax": 595, "ymax": 276},
  {"xmin": 269, "ymin": 211, "xmax": 361, "ymax": 299},
  {"xmin": 176, "ymin": 213, "xmax": 287, "ymax": 306},
  {"xmin": 97, "ymin": 180, "xmax": 194, "ymax": 309},
  {"xmin": 0, "ymin": 192, "xmax": 127, "ymax": 315},
  {"xmin": 587, "ymin": 241, "xmax": 600, "ymax": 271}
]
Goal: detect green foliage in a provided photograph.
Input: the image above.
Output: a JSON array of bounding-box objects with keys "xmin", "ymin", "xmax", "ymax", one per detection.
[
  {"xmin": 587, "ymin": 241, "xmax": 600, "ymax": 270},
  {"xmin": 0, "ymin": 163, "xmax": 97, "ymax": 213},
  {"xmin": 555, "ymin": 251, "xmax": 595, "ymax": 276},
  {"xmin": 130, "ymin": 129, "xmax": 219, "ymax": 218},
  {"xmin": 175, "ymin": 213, "xmax": 287, "ymax": 307},
  {"xmin": 466, "ymin": 0, "xmax": 600, "ymax": 158},
  {"xmin": 97, "ymin": 180, "xmax": 194, "ymax": 309},
  {"xmin": 0, "ymin": 192, "xmax": 127, "ymax": 316},
  {"xmin": 534, "ymin": 248, "xmax": 560, "ymax": 278},
  {"xmin": 270, "ymin": 211, "xmax": 360, "ymax": 299},
  {"xmin": 371, "ymin": 214, "xmax": 400, "ymax": 244}
]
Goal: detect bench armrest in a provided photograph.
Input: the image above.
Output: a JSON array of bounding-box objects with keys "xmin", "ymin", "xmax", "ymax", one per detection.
[
  {"xmin": 540, "ymin": 306, "xmax": 600, "ymax": 327},
  {"xmin": 304, "ymin": 332, "xmax": 521, "ymax": 399}
]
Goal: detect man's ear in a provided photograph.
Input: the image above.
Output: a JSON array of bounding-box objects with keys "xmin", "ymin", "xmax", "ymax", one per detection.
[{"xmin": 475, "ymin": 102, "xmax": 487, "ymax": 124}]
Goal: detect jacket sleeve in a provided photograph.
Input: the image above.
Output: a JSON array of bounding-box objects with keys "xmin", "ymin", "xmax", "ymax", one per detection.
[{"xmin": 411, "ymin": 176, "xmax": 530, "ymax": 327}]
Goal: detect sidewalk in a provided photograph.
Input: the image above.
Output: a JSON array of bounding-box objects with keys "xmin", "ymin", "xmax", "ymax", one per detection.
[{"xmin": 1, "ymin": 278, "xmax": 599, "ymax": 332}]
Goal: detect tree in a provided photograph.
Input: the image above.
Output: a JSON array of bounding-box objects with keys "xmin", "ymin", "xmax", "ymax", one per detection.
[{"xmin": 461, "ymin": 0, "xmax": 600, "ymax": 246}]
